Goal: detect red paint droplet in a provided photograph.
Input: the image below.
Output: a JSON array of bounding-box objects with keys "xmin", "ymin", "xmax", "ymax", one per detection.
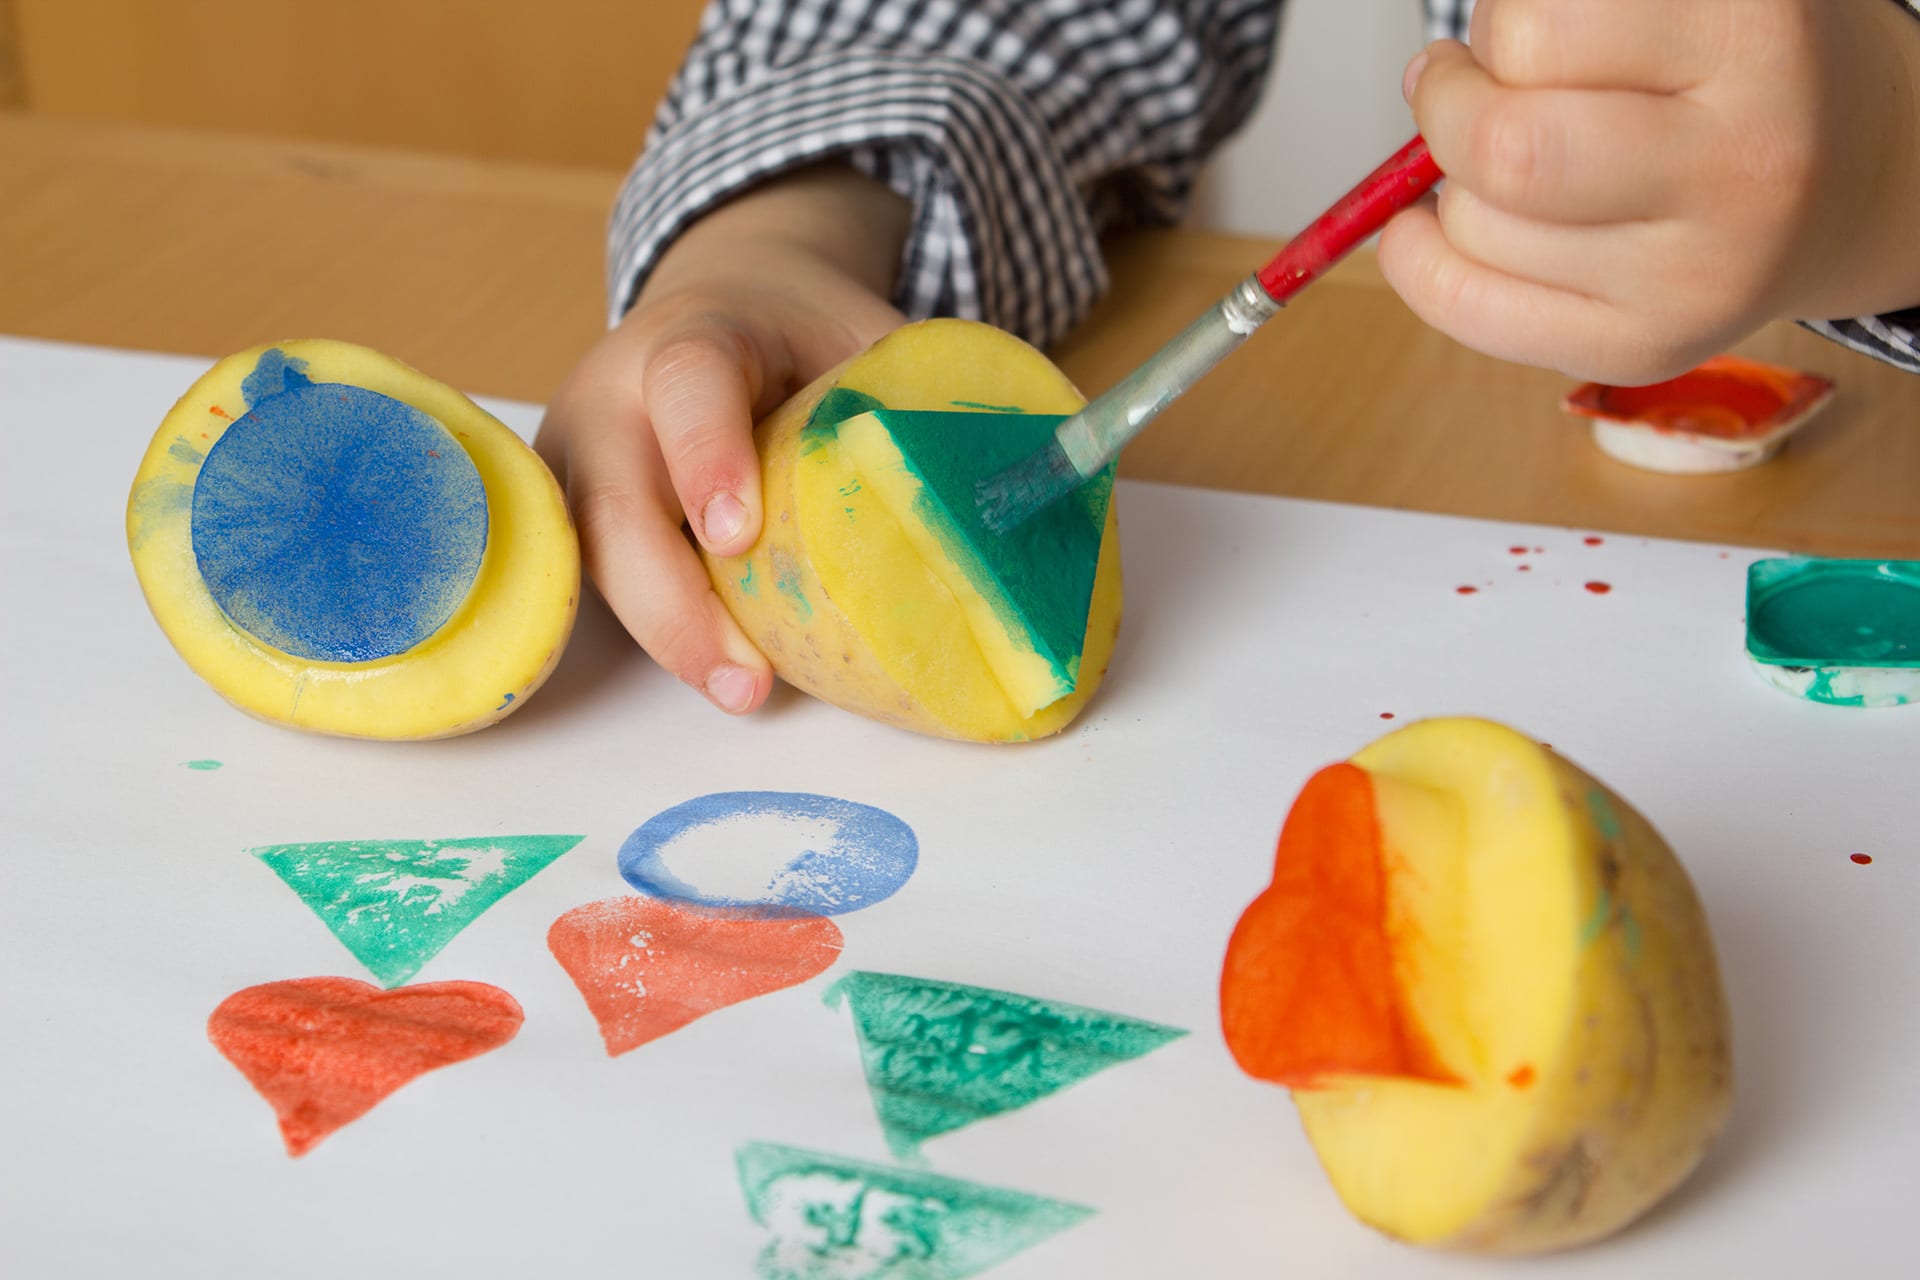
[
  {"xmin": 1533, "ymin": 547, "xmax": 1544, "ymax": 554},
  {"xmin": 1585, "ymin": 581, "xmax": 1613, "ymax": 595},
  {"xmin": 1507, "ymin": 1064, "xmax": 1536, "ymax": 1089},
  {"xmin": 426, "ymin": 449, "xmax": 441, "ymax": 458},
  {"xmin": 1456, "ymin": 586, "xmax": 1479, "ymax": 595},
  {"xmin": 1508, "ymin": 545, "xmax": 1527, "ymax": 555},
  {"xmin": 208, "ymin": 404, "xmax": 232, "ymax": 420},
  {"xmin": 1584, "ymin": 536, "xmax": 1604, "ymax": 546},
  {"xmin": 1518, "ymin": 564, "xmax": 1532, "ymax": 572},
  {"xmin": 1379, "ymin": 712, "xmax": 1395, "ymax": 720},
  {"xmin": 1851, "ymin": 853, "xmax": 1873, "ymax": 866}
]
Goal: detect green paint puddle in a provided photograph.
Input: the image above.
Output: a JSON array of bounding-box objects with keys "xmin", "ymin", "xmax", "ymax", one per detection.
[
  {"xmin": 183, "ymin": 759, "xmax": 224, "ymax": 771},
  {"xmin": 252, "ymin": 834, "xmax": 583, "ymax": 986},
  {"xmin": 1746, "ymin": 558, "xmax": 1920, "ymax": 667},
  {"xmin": 737, "ymin": 1141, "xmax": 1092, "ymax": 1280},
  {"xmin": 827, "ymin": 971, "xmax": 1185, "ymax": 1158}
]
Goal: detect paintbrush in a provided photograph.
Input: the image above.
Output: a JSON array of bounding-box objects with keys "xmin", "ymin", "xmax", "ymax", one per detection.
[{"xmin": 976, "ymin": 134, "xmax": 1443, "ymax": 533}]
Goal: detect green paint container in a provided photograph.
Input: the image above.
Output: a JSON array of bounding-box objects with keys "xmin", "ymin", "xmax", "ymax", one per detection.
[{"xmin": 1745, "ymin": 558, "xmax": 1920, "ymax": 708}]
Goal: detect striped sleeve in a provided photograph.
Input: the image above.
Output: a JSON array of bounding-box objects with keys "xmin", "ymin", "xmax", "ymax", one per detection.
[{"xmin": 607, "ymin": 0, "xmax": 1282, "ymax": 348}]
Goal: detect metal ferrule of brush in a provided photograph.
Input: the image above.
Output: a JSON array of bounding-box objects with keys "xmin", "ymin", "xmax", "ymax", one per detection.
[{"xmin": 1056, "ymin": 272, "xmax": 1282, "ymax": 477}]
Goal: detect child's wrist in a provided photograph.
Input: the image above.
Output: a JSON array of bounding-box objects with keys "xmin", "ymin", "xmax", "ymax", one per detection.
[{"xmin": 653, "ymin": 162, "xmax": 910, "ymax": 301}]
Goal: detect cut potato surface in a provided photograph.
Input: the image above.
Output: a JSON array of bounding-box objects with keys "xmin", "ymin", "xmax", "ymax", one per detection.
[
  {"xmin": 127, "ymin": 340, "xmax": 578, "ymax": 739},
  {"xmin": 703, "ymin": 319, "xmax": 1123, "ymax": 742},
  {"xmin": 1221, "ymin": 718, "xmax": 1732, "ymax": 1254}
]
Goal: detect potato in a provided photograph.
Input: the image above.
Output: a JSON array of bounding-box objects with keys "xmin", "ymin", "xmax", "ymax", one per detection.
[
  {"xmin": 127, "ymin": 340, "xmax": 578, "ymax": 739},
  {"xmin": 1220, "ymin": 717, "xmax": 1732, "ymax": 1253},
  {"xmin": 702, "ymin": 319, "xmax": 1122, "ymax": 742}
]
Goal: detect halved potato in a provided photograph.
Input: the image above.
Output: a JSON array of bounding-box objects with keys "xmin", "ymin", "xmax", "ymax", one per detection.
[
  {"xmin": 702, "ymin": 319, "xmax": 1122, "ymax": 742},
  {"xmin": 1221, "ymin": 718, "xmax": 1732, "ymax": 1253},
  {"xmin": 127, "ymin": 340, "xmax": 578, "ymax": 739}
]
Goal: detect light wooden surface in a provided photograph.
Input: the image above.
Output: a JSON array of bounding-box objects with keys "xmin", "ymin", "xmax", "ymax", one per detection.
[
  {"xmin": 3, "ymin": 113, "xmax": 1916, "ymax": 557},
  {"xmin": 0, "ymin": 0, "xmax": 22, "ymax": 108},
  {"xmin": 12, "ymin": 0, "xmax": 704, "ymax": 166}
]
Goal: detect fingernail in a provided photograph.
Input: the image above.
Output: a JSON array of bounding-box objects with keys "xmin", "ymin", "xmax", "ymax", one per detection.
[
  {"xmin": 704, "ymin": 663, "xmax": 757, "ymax": 714},
  {"xmin": 1402, "ymin": 52, "xmax": 1428, "ymax": 104},
  {"xmin": 701, "ymin": 492, "xmax": 748, "ymax": 548}
]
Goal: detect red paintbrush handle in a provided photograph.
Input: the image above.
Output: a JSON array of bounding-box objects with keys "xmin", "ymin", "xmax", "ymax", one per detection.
[{"xmin": 1254, "ymin": 135, "xmax": 1442, "ymax": 305}]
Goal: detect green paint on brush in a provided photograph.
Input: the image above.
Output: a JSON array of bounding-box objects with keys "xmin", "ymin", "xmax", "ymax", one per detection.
[
  {"xmin": 827, "ymin": 970, "xmax": 1185, "ymax": 1159},
  {"xmin": 183, "ymin": 759, "xmax": 224, "ymax": 771},
  {"xmin": 859, "ymin": 409, "xmax": 1112, "ymax": 699},
  {"xmin": 252, "ymin": 834, "xmax": 583, "ymax": 986},
  {"xmin": 736, "ymin": 1141, "xmax": 1093, "ymax": 1280}
]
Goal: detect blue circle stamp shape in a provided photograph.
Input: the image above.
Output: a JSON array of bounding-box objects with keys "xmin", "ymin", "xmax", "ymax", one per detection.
[
  {"xmin": 619, "ymin": 792, "xmax": 918, "ymax": 917},
  {"xmin": 190, "ymin": 361, "xmax": 488, "ymax": 663}
]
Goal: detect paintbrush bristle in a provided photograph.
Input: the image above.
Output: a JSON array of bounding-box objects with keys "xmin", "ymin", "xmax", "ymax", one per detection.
[{"xmin": 975, "ymin": 437, "xmax": 1084, "ymax": 534}]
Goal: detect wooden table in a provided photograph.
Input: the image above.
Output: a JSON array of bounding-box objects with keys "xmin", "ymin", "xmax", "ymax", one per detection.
[{"xmin": 4, "ymin": 112, "xmax": 1915, "ymax": 556}]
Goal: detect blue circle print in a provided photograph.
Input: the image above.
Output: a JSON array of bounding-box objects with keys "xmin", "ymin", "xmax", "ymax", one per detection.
[
  {"xmin": 191, "ymin": 370, "xmax": 487, "ymax": 663},
  {"xmin": 619, "ymin": 792, "xmax": 918, "ymax": 916}
]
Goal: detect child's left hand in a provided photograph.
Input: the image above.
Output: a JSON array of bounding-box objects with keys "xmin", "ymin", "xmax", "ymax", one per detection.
[{"xmin": 1380, "ymin": 0, "xmax": 1920, "ymax": 383}]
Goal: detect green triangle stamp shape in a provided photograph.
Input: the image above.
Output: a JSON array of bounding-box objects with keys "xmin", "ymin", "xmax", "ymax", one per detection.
[
  {"xmin": 252, "ymin": 834, "xmax": 583, "ymax": 986},
  {"xmin": 736, "ymin": 1141, "xmax": 1092, "ymax": 1280},
  {"xmin": 827, "ymin": 970, "xmax": 1185, "ymax": 1159},
  {"xmin": 833, "ymin": 409, "xmax": 1113, "ymax": 716}
]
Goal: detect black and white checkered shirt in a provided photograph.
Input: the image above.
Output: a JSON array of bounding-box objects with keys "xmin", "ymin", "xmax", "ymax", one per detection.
[{"xmin": 610, "ymin": 0, "xmax": 1920, "ymax": 373}]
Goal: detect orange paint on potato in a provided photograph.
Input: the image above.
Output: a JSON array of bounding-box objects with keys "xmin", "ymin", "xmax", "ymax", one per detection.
[
  {"xmin": 548, "ymin": 896, "xmax": 843, "ymax": 1056},
  {"xmin": 208, "ymin": 404, "xmax": 232, "ymax": 420},
  {"xmin": 1220, "ymin": 763, "xmax": 1454, "ymax": 1089},
  {"xmin": 1507, "ymin": 1064, "xmax": 1536, "ymax": 1088},
  {"xmin": 207, "ymin": 977, "xmax": 523, "ymax": 1157}
]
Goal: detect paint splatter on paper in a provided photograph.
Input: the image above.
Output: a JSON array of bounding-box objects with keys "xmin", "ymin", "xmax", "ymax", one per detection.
[
  {"xmin": 253, "ymin": 835, "xmax": 583, "ymax": 986},
  {"xmin": 827, "ymin": 971, "xmax": 1185, "ymax": 1158},
  {"xmin": 207, "ymin": 976, "xmax": 522, "ymax": 1156},
  {"xmin": 736, "ymin": 1141, "xmax": 1092, "ymax": 1280},
  {"xmin": 183, "ymin": 759, "xmax": 223, "ymax": 771},
  {"xmin": 620, "ymin": 793, "xmax": 916, "ymax": 917},
  {"xmin": 548, "ymin": 896, "xmax": 843, "ymax": 1056}
]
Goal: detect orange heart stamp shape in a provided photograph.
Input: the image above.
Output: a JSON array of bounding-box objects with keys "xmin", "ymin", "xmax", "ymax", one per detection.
[
  {"xmin": 548, "ymin": 896, "xmax": 843, "ymax": 1056},
  {"xmin": 208, "ymin": 976, "xmax": 524, "ymax": 1156}
]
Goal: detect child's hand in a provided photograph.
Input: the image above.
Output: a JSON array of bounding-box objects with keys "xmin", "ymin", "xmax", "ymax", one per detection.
[
  {"xmin": 537, "ymin": 165, "xmax": 908, "ymax": 714},
  {"xmin": 1381, "ymin": 0, "xmax": 1920, "ymax": 383}
]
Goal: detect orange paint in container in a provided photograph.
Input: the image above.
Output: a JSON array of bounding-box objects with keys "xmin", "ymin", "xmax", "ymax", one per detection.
[{"xmin": 1562, "ymin": 355, "xmax": 1834, "ymax": 474}]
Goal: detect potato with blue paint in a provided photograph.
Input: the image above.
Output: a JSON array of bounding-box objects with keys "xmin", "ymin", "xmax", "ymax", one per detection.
[
  {"xmin": 702, "ymin": 318, "xmax": 1123, "ymax": 742},
  {"xmin": 128, "ymin": 340, "xmax": 578, "ymax": 738}
]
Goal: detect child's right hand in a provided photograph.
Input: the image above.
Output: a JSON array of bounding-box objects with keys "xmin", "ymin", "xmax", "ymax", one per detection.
[{"xmin": 537, "ymin": 165, "xmax": 909, "ymax": 715}]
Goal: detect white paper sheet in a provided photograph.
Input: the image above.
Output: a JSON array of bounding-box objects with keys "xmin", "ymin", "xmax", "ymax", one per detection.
[{"xmin": 2, "ymin": 337, "xmax": 1912, "ymax": 1278}]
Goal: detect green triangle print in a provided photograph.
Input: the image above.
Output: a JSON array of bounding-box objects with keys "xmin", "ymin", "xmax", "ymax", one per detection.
[
  {"xmin": 252, "ymin": 835, "xmax": 583, "ymax": 986},
  {"xmin": 736, "ymin": 1141, "xmax": 1092, "ymax": 1280},
  {"xmin": 826, "ymin": 971, "xmax": 1185, "ymax": 1158}
]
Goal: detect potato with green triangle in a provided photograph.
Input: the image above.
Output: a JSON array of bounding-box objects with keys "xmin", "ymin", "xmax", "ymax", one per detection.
[{"xmin": 701, "ymin": 319, "xmax": 1122, "ymax": 742}]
